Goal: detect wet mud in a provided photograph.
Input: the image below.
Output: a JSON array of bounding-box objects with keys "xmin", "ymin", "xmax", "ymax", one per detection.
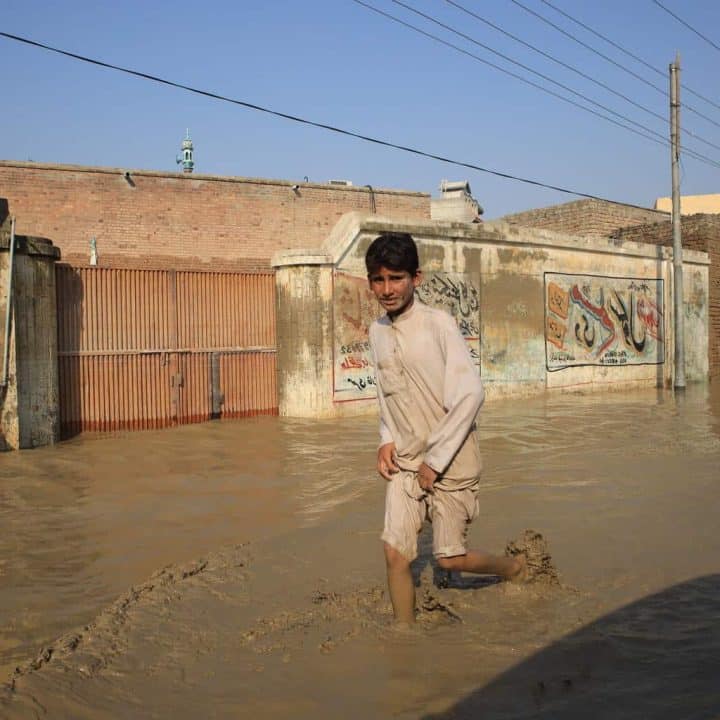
[
  {"xmin": 505, "ymin": 529, "xmax": 561, "ymax": 586},
  {"xmin": 2, "ymin": 385, "xmax": 720, "ymax": 718}
]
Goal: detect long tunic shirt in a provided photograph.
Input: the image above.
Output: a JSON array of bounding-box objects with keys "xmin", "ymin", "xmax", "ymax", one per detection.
[{"xmin": 369, "ymin": 299, "xmax": 484, "ymax": 490}]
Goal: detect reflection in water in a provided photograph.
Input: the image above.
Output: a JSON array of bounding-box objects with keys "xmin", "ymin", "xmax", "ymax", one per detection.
[
  {"xmin": 279, "ymin": 418, "xmax": 375, "ymax": 526},
  {"xmin": 1, "ymin": 383, "xmax": 719, "ymax": 717}
]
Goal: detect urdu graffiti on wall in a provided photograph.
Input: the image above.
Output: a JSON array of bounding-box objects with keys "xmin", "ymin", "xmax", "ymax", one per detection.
[
  {"xmin": 415, "ymin": 273, "xmax": 481, "ymax": 368},
  {"xmin": 333, "ymin": 271, "xmax": 481, "ymax": 401},
  {"xmin": 415, "ymin": 274, "xmax": 480, "ymax": 339},
  {"xmin": 544, "ymin": 272, "xmax": 664, "ymax": 371},
  {"xmin": 333, "ymin": 273, "xmax": 381, "ymax": 399}
]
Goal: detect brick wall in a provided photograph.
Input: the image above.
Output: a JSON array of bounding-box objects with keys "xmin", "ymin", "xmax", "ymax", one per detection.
[
  {"xmin": 613, "ymin": 214, "xmax": 719, "ymax": 378},
  {"xmin": 499, "ymin": 198, "xmax": 669, "ymax": 238},
  {"xmin": 0, "ymin": 161, "xmax": 430, "ymax": 271}
]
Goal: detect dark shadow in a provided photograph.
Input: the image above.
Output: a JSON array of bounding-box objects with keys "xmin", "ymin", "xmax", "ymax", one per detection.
[
  {"xmin": 0, "ymin": 198, "xmax": 9, "ymax": 229},
  {"xmin": 412, "ymin": 524, "xmax": 501, "ymax": 592},
  {"xmin": 423, "ymin": 574, "xmax": 720, "ymax": 719},
  {"xmin": 56, "ymin": 265, "xmax": 84, "ymax": 439}
]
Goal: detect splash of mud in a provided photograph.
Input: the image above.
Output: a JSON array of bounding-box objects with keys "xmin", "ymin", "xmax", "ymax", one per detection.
[
  {"xmin": 418, "ymin": 589, "xmax": 463, "ymax": 624},
  {"xmin": 505, "ymin": 529, "xmax": 560, "ymax": 586}
]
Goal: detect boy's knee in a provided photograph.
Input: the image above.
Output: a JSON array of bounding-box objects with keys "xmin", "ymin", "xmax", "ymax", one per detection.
[
  {"xmin": 384, "ymin": 542, "xmax": 410, "ymax": 570},
  {"xmin": 436, "ymin": 554, "xmax": 464, "ymax": 571}
]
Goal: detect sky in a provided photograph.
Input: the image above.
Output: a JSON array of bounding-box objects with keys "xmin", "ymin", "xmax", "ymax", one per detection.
[{"xmin": 1, "ymin": 0, "xmax": 719, "ymax": 218}]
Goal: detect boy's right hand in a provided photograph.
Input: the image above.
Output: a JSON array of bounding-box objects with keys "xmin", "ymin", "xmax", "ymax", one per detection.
[{"xmin": 377, "ymin": 442, "xmax": 399, "ymax": 480}]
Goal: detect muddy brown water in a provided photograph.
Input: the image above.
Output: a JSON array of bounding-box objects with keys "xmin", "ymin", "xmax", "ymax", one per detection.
[{"xmin": 2, "ymin": 385, "xmax": 720, "ymax": 718}]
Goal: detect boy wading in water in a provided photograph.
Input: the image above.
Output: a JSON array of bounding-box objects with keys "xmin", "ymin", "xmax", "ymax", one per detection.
[{"xmin": 366, "ymin": 232, "xmax": 526, "ymax": 624}]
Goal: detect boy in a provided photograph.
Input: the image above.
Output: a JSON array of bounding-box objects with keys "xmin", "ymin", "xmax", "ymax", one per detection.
[{"xmin": 366, "ymin": 232, "xmax": 525, "ymax": 623}]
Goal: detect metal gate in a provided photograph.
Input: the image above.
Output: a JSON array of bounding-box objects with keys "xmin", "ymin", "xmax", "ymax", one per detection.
[{"xmin": 56, "ymin": 266, "xmax": 277, "ymax": 437}]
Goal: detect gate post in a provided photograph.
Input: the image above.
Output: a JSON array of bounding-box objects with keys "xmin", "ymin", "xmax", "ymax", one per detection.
[
  {"xmin": 272, "ymin": 250, "xmax": 335, "ymax": 417},
  {"xmin": 0, "ymin": 210, "xmax": 61, "ymax": 450}
]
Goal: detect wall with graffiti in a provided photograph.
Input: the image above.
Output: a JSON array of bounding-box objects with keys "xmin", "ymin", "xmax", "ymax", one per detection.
[
  {"xmin": 333, "ymin": 273, "xmax": 378, "ymax": 400},
  {"xmin": 545, "ymin": 272, "xmax": 664, "ymax": 371},
  {"xmin": 333, "ymin": 271, "xmax": 481, "ymax": 401},
  {"xmin": 274, "ymin": 213, "xmax": 708, "ymax": 417}
]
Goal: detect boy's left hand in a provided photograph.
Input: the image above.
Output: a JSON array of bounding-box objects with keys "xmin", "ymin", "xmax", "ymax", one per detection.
[{"xmin": 417, "ymin": 462, "xmax": 438, "ymax": 493}]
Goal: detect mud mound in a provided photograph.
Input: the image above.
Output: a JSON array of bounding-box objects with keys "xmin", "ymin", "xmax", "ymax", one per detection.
[{"xmin": 505, "ymin": 529, "xmax": 560, "ymax": 586}]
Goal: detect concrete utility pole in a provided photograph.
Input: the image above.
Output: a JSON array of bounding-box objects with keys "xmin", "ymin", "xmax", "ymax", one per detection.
[{"xmin": 670, "ymin": 53, "xmax": 685, "ymax": 389}]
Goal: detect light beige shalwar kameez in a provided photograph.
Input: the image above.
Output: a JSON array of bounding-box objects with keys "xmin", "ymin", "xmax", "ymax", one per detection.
[{"xmin": 369, "ymin": 300, "xmax": 485, "ymax": 561}]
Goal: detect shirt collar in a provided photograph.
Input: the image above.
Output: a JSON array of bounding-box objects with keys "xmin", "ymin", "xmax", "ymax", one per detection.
[{"xmin": 389, "ymin": 295, "xmax": 420, "ymax": 325}]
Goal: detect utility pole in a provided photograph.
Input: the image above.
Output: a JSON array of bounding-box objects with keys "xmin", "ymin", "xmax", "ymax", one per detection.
[{"xmin": 670, "ymin": 52, "xmax": 685, "ymax": 389}]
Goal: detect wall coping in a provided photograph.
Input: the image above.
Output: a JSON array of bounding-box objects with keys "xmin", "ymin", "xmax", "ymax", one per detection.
[
  {"xmin": 274, "ymin": 212, "xmax": 710, "ymax": 268},
  {"xmin": 495, "ymin": 197, "xmax": 671, "ymax": 221},
  {"xmin": 271, "ymin": 249, "xmax": 333, "ymax": 268},
  {"xmin": 0, "ymin": 233, "xmax": 61, "ymax": 260},
  {"xmin": 0, "ymin": 160, "xmax": 429, "ymax": 198}
]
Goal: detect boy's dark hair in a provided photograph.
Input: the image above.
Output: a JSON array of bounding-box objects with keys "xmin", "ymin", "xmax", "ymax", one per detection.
[{"xmin": 365, "ymin": 232, "xmax": 419, "ymax": 276}]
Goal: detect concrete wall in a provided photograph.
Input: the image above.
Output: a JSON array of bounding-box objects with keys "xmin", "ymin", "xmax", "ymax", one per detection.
[
  {"xmin": 498, "ymin": 199, "xmax": 669, "ymax": 239},
  {"xmin": 611, "ymin": 214, "xmax": 720, "ymax": 378},
  {"xmin": 272, "ymin": 213, "xmax": 709, "ymax": 418},
  {"xmin": 655, "ymin": 194, "xmax": 720, "ymax": 214},
  {"xmin": 275, "ymin": 256, "xmax": 334, "ymax": 417},
  {"xmin": 0, "ymin": 220, "xmax": 61, "ymax": 449},
  {"xmin": 0, "ymin": 161, "xmax": 430, "ymax": 272}
]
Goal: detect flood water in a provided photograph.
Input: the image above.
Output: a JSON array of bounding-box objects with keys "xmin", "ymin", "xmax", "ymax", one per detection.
[{"xmin": 2, "ymin": 384, "xmax": 719, "ymax": 718}]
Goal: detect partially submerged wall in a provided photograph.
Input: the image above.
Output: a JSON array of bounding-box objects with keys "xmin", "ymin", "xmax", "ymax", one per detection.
[
  {"xmin": 0, "ymin": 218, "xmax": 61, "ymax": 449},
  {"xmin": 0, "ymin": 161, "xmax": 430, "ymax": 272},
  {"xmin": 611, "ymin": 214, "xmax": 720, "ymax": 377},
  {"xmin": 273, "ymin": 212, "xmax": 709, "ymax": 417}
]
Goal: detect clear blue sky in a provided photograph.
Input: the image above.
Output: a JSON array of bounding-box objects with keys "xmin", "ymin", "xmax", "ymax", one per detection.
[{"xmin": 2, "ymin": 0, "xmax": 719, "ymax": 217}]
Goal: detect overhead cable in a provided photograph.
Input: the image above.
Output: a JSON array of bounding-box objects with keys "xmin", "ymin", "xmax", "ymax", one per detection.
[
  {"xmin": 360, "ymin": 1, "xmax": 720, "ymax": 169},
  {"xmin": 0, "ymin": 30, "xmax": 663, "ymax": 205},
  {"xmin": 510, "ymin": 0, "xmax": 720, "ymax": 129},
  {"xmin": 539, "ymin": 0, "xmax": 720, "ymax": 113},
  {"xmin": 441, "ymin": 0, "xmax": 720, "ymax": 154},
  {"xmin": 652, "ymin": 0, "xmax": 720, "ymax": 54}
]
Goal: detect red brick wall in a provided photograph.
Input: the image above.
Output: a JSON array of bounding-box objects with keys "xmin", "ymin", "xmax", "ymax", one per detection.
[
  {"xmin": 499, "ymin": 198, "xmax": 669, "ymax": 238},
  {"xmin": 613, "ymin": 214, "xmax": 719, "ymax": 378},
  {"xmin": 0, "ymin": 161, "xmax": 430, "ymax": 271}
]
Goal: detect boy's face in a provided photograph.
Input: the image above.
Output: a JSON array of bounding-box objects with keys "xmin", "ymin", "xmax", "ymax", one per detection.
[{"xmin": 368, "ymin": 265, "xmax": 422, "ymax": 317}]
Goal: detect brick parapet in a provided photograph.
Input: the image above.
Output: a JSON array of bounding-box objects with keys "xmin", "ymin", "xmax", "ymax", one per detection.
[
  {"xmin": 498, "ymin": 198, "xmax": 669, "ymax": 238},
  {"xmin": 0, "ymin": 161, "xmax": 430, "ymax": 271}
]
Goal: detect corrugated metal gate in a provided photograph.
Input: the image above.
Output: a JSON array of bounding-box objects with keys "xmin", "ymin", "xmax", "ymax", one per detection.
[{"xmin": 56, "ymin": 266, "xmax": 277, "ymax": 438}]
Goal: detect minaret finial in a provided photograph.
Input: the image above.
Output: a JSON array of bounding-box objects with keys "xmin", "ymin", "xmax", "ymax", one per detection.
[{"xmin": 176, "ymin": 130, "xmax": 195, "ymax": 174}]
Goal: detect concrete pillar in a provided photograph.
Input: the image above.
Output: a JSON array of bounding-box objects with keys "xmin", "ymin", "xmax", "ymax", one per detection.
[
  {"xmin": 272, "ymin": 251, "xmax": 335, "ymax": 417},
  {"xmin": 0, "ymin": 215, "xmax": 61, "ymax": 450}
]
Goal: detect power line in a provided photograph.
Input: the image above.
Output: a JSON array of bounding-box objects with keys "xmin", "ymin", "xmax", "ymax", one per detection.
[
  {"xmin": 351, "ymin": 1, "xmax": 667, "ymax": 150},
  {"xmin": 652, "ymin": 0, "xmax": 720, "ymax": 54},
  {"xmin": 539, "ymin": 0, "xmax": 720, "ymax": 113},
  {"xmin": 444, "ymin": 0, "xmax": 665, "ymax": 122},
  {"xmin": 0, "ymin": 30, "xmax": 662, "ymax": 206},
  {"xmin": 510, "ymin": 0, "xmax": 720, "ymax": 130},
  {"xmin": 441, "ymin": 0, "xmax": 720, "ymax": 154},
  {"xmin": 363, "ymin": 0, "xmax": 720, "ymax": 169}
]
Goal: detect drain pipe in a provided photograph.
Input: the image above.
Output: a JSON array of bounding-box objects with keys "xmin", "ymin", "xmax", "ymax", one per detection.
[
  {"xmin": 365, "ymin": 185, "xmax": 377, "ymax": 214},
  {"xmin": 1, "ymin": 216, "xmax": 17, "ymax": 388}
]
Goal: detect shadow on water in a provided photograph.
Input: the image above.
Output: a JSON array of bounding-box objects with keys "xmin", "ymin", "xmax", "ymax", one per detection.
[{"xmin": 423, "ymin": 573, "xmax": 720, "ymax": 720}]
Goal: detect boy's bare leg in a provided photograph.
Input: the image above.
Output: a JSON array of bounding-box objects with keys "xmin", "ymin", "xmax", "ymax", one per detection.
[
  {"xmin": 437, "ymin": 550, "xmax": 526, "ymax": 582},
  {"xmin": 384, "ymin": 542, "xmax": 416, "ymax": 624}
]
